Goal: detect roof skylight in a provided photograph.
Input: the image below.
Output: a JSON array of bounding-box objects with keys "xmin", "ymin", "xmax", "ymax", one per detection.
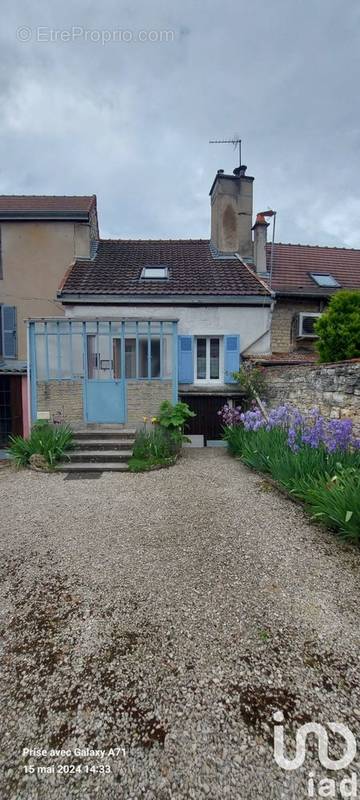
[
  {"xmin": 141, "ymin": 265, "xmax": 169, "ymax": 279},
  {"xmin": 310, "ymin": 273, "xmax": 340, "ymax": 288}
]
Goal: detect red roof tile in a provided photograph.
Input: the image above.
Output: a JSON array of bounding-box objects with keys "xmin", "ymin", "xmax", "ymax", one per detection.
[
  {"xmin": 59, "ymin": 239, "xmax": 271, "ymax": 298},
  {"xmin": 267, "ymin": 243, "xmax": 360, "ymax": 293}
]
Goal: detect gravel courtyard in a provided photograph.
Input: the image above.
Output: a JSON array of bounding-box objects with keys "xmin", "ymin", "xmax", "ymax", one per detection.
[{"xmin": 0, "ymin": 449, "xmax": 360, "ymax": 799}]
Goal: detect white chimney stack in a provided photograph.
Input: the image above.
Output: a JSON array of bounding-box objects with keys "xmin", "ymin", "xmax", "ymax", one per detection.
[{"xmin": 252, "ymin": 210, "xmax": 275, "ymax": 274}]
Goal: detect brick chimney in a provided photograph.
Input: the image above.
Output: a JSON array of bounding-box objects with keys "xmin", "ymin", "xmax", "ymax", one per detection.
[
  {"xmin": 252, "ymin": 213, "xmax": 269, "ymax": 274},
  {"xmin": 209, "ymin": 165, "xmax": 254, "ymax": 258}
]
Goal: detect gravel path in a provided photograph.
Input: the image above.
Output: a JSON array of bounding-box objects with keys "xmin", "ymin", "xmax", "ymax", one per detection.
[{"xmin": 0, "ymin": 450, "xmax": 360, "ymax": 799}]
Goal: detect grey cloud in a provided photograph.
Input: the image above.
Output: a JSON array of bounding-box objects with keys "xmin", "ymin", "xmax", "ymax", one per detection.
[{"xmin": 0, "ymin": 0, "xmax": 359, "ymax": 246}]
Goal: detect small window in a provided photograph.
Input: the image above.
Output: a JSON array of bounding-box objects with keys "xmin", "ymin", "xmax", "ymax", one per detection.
[
  {"xmin": 141, "ymin": 265, "xmax": 169, "ymax": 279},
  {"xmin": 310, "ymin": 273, "xmax": 340, "ymax": 288},
  {"xmin": 195, "ymin": 337, "xmax": 222, "ymax": 382}
]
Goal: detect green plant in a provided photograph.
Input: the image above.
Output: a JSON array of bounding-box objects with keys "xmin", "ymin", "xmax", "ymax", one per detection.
[
  {"xmin": 301, "ymin": 466, "xmax": 360, "ymax": 540},
  {"xmin": 9, "ymin": 422, "xmax": 73, "ymax": 467},
  {"xmin": 224, "ymin": 423, "xmax": 360, "ymax": 541},
  {"xmin": 158, "ymin": 400, "xmax": 196, "ymax": 433},
  {"xmin": 132, "ymin": 426, "xmax": 177, "ymax": 462},
  {"xmin": 315, "ymin": 290, "xmax": 360, "ymax": 363},
  {"xmin": 232, "ymin": 362, "xmax": 268, "ymax": 402}
]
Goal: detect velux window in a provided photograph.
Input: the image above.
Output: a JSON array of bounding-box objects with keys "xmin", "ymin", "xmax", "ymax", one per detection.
[
  {"xmin": 310, "ymin": 273, "xmax": 340, "ymax": 288},
  {"xmin": 141, "ymin": 265, "xmax": 169, "ymax": 279},
  {"xmin": 195, "ymin": 337, "xmax": 221, "ymax": 381}
]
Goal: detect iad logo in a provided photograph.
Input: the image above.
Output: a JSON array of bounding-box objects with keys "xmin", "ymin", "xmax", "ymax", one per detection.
[{"xmin": 273, "ymin": 711, "xmax": 357, "ymax": 797}]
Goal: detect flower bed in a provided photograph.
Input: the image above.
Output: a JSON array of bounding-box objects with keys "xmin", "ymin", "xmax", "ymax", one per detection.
[
  {"xmin": 220, "ymin": 404, "xmax": 360, "ymax": 541},
  {"xmin": 128, "ymin": 401, "xmax": 195, "ymax": 472}
]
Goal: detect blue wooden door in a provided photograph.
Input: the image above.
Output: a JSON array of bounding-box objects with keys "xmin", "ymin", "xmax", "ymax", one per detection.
[{"xmin": 85, "ymin": 335, "xmax": 125, "ymax": 423}]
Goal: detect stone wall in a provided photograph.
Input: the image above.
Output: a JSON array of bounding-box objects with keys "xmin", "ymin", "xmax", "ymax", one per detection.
[
  {"xmin": 37, "ymin": 381, "xmax": 83, "ymax": 423},
  {"xmin": 266, "ymin": 361, "xmax": 360, "ymax": 433},
  {"xmin": 271, "ymin": 297, "xmax": 322, "ymax": 353},
  {"xmin": 127, "ymin": 381, "xmax": 173, "ymax": 425}
]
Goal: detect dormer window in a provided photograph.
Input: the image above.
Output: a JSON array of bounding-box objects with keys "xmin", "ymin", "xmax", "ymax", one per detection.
[
  {"xmin": 141, "ymin": 265, "xmax": 169, "ymax": 279},
  {"xmin": 310, "ymin": 273, "xmax": 340, "ymax": 288}
]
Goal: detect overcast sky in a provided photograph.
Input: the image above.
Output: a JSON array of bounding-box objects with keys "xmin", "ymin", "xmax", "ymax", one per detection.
[{"xmin": 1, "ymin": 1, "xmax": 360, "ymax": 247}]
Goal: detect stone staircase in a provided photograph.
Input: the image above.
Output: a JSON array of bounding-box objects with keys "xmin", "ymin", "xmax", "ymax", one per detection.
[{"xmin": 56, "ymin": 427, "xmax": 136, "ymax": 472}]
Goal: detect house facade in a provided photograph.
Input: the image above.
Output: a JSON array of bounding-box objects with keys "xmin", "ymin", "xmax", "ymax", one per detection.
[
  {"xmin": 29, "ymin": 167, "xmax": 273, "ymax": 441},
  {"xmin": 267, "ymin": 242, "xmax": 360, "ymax": 359},
  {"xmin": 0, "ymin": 195, "xmax": 98, "ymax": 444}
]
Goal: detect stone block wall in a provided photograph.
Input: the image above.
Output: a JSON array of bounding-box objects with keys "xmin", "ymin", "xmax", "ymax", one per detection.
[
  {"xmin": 37, "ymin": 380, "xmax": 83, "ymax": 423},
  {"xmin": 271, "ymin": 298, "xmax": 322, "ymax": 353},
  {"xmin": 266, "ymin": 361, "xmax": 360, "ymax": 433},
  {"xmin": 127, "ymin": 381, "xmax": 173, "ymax": 425}
]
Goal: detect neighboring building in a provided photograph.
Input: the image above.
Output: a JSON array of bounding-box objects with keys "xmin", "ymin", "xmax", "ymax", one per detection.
[
  {"xmin": 29, "ymin": 167, "xmax": 274, "ymax": 443},
  {"xmin": 266, "ymin": 241, "xmax": 360, "ymax": 358},
  {"xmin": 0, "ymin": 195, "xmax": 98, "ymax": 444}
]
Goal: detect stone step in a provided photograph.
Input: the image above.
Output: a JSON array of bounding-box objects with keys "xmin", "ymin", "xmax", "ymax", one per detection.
[
  {"xmin": 56, "ymin": 462, "xmax": 129, "ymax": 472},
  {"xmin": 73, "ymin": 438, "xmax": 135, "ymax": 450},
  {"xmin": 67, "ymin": 450, "xmax": 131, "ymax": 463},
  {"xmin": 73, "ymin": 429, "xmax": 136, "ymax": 441}
]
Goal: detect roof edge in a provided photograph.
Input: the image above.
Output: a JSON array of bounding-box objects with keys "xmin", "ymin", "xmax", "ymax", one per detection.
[{"xmin": 58, "ymin": 293, "xmax": 273, "ymax": 306}]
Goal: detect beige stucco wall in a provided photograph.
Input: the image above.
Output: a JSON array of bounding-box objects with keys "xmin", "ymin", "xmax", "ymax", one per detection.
[
  {"xmin": 271, "ymin": 297, "xmax": 323, "ymax": 353},
  {"xmin": 0, "ymin": 220, "xmax": 91, "ymax": 359},
  {"xmin": 37, "ymin": 380, "xmax": 83, "ymax": 423},
  {"xmin": 127, "ymin": 381, "xmax": 173, "ymax": 425}
]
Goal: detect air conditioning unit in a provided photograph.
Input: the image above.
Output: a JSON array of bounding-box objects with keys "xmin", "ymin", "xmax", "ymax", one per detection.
[{"xmin": 297, "ymin": 312, "xmax": 322, "ymax": 338}]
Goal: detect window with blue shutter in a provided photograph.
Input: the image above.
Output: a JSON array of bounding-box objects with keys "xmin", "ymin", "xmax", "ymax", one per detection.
[
  {"xmin": 178, "ymin": 335, "xmax": 194, "ymax": 383},
  {"xmin": 2, "ymin": 305, "xmax": 17, "ymax": 358},
  {"xmin": 224, "ymin": 335, "xmax": 240, "ymax": 383}
]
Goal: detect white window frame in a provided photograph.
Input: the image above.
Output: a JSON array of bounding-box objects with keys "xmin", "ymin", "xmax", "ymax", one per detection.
[{"xmin": 195, "ymin": 336, "xmax": 223, "ymax": 384}]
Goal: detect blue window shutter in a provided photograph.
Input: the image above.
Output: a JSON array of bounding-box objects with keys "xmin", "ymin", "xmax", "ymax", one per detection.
[
  {"xmin": 178, "ymin": 336, "xmax": 193, "ymax": 383},
  {"xmin": 224, "ymin": 335, "xmax": 240, "ymax": 383},
  {"xmin": 2, "ymin": 305, "xmax": 17, "ymax": 358}
]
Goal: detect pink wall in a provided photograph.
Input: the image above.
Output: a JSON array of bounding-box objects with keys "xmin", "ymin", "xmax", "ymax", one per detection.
[{"xmin": 21, "ymin": 375, "xmax": 30, "ymax": 437}]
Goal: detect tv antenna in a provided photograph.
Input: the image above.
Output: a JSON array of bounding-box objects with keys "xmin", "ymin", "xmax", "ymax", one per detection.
[{"xmin": 209, "ymin": 136, "xmax": 242, "ymax": 167}]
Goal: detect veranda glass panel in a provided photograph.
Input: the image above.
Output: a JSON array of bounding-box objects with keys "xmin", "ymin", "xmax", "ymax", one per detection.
[
  {"xmin": 139, "ymin": 338, "xmax": 148, "ymax": 378},
  {"xmin": 47, "ymin": 336, "xmax": 58, "ymax": 378},
  {"xmin": 162, "ymin": 335, "xmax": 173, "ymax": 379},
  {"xmin": 125, "ymin": 338, "xmax": 136, "ymax": 378},
  {"xmin": 97, "ymin": 335, "xmax": 112, "ymax": 378},
  {"xmin": 151, "ymin": 338, "xmax": 161, "ymax": 378},
  {"xmin": 35, "ymin": 336, "xmax": 47, "ymax": 380},
  {"xmin": 113, "ymin": 339, "xmax": 121, "ymax": 379},
  {"xmin": 87, "ymin": 335, "xmax": 97, "ymax": 379},
  {"xmin": 58, "ymin": 335, "xmax": 72, "ymax": 378},
  {"xmin": 71, "ymin": 335, "xmax": 84, "ymax": 377}
]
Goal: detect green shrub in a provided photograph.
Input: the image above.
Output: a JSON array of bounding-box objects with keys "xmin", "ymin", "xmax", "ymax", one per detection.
[
  {"xmin": 9, "ymin": 422, "xmax": 73, "ymax": 467},
  {"xmin": 232, "ymin": 362, "xmax": 268, "ymax": 402},
  {"xmin": 315, "ymin": 290, "xmax": 360, "ymax": 362},
  {"xmin": 158, "ymin": 400, "xmax": 196, "ymax": 433}
]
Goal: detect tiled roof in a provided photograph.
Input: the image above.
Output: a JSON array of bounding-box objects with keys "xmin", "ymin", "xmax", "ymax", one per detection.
[
  {"xmin": 59, "ymin": 239, "xmax": 271, "ymax": 297},
  {"xmin": 0, "ymin": 195, "xmax": 95, "ymax": 216},
  {"xmin": 267, "ymin": 243, "xmax": 360, "ymax": 293}
]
